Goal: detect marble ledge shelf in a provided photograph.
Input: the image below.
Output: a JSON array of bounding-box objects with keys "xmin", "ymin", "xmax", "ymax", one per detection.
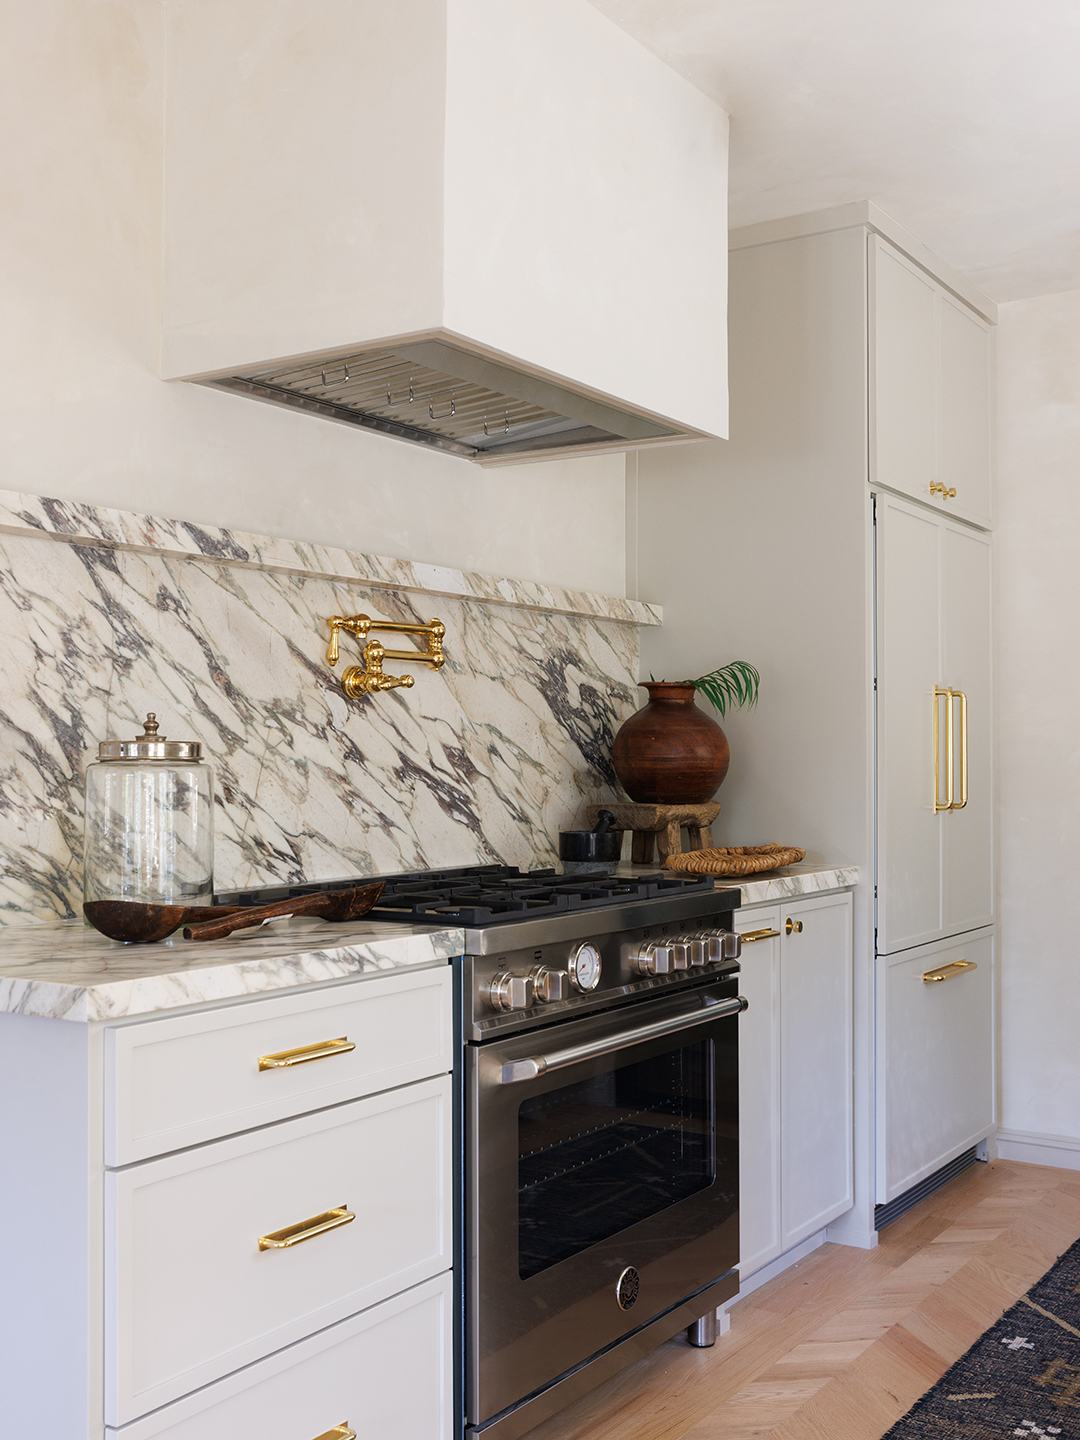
[
  {"xmin": 732, "ymin": 863, "xmax": 859, "ymax": 906},
  {"xmin": 0, "ymin": 917, "xmax": 464, "ymax": 1024},
  {"xmin": 0, "ymin": 489, "xmax": 661, "ymax": 628}
]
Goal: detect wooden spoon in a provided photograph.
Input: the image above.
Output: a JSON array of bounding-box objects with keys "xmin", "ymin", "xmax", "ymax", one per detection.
[
  {"xmin": 182, "ymin": 882, "xmax": 384, "ymax": 942},
  {"xmin": 83, "ymin": 900, "xmax": 244, "ymax": 945}
]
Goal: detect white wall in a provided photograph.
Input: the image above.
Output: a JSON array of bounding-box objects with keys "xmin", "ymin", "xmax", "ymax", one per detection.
[
  {"xmin": 0, "ymin": 0, "xmax": 626, "ymax": 596},
  {"xmin": 996, "ymin": 287, "xmax": 1080, "ymax": 1142}
]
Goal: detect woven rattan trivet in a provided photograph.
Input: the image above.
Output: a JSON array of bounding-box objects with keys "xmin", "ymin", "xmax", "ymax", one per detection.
[{"xmin": 663, "ymin": 843, "xmax": 806, "ymax": 876}]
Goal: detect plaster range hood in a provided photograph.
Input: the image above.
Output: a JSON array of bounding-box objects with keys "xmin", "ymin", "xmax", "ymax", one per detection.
[{"xmin": 162, "ymin": 0, "xmax": 729, "ymax": 465}]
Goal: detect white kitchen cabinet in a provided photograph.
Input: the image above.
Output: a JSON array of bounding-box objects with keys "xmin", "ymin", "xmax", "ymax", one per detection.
[
  {"xmin": 877, "ymin": 930, "xmax": 995, "ymax": 1203},
  {"xmin": 106, "ymin": 1273, "xmax": 452, "ymax": 1440},
  {"xmin": 735, "ymin": 906, "xmax": 782, "ymax": 1277},
  {"xmin": 876, "ymin": 492, "xmax": 993, "ymax": 955},
  {"xmin": 737, "ymin": 891, "xmax": 853, "ymax": 1279},
  {"xmin": 0, "ymin": 960, "xmax": 454, "ymax": 1439},
  {"xmin": 107, "ymin": 1075, "xmax": 451, "ymax": 1424},
  {"xmin": 870, "ymin": 235, "xmax": 992, "ymax": 529},
  {"xmin": 107, "ymin": 965, "xmax": 452, "ymax": 1163},
  {"xmin": 636, "ymin": 200, "xmax": 997, "ymax": 1248}
]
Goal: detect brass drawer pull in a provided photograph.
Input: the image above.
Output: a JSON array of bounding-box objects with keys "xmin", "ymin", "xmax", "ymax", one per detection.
[
  {"xmin": 258, "ymin": 1037, "xmax": 355, "ymax": 1070},
  {"xmin": 258, "ymin": 1206, "xmax": 354, "ymax": 1251},
  {"xmin": 312, "ymin": 1427, "xmax": 356, "ymax": 1440},
  {"xmin": 739, "ymin": 928, "xmax": 781, "ymax": 943},
  {"xmin": 922, "ymin": 960, "xmax": 977, "ymax": 983},
  {"xmin": 785, "ymin": 918, "xmax": 803, "ymax": 935}
]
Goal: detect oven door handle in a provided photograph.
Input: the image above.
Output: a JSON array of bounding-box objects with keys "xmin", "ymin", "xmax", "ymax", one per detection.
[{"xmin": 499, "ymin": 994, "xmax": 748, "ymax": 1084}]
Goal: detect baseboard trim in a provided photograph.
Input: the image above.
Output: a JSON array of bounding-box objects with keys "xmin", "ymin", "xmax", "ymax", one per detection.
[
  {"xmin": 996, "ymin": 1128, "xmax": 1080, "ymax": 1171},
  {"xmin": 727, "ymin": 1231, "xmax": 828, "ymax": 1309}
]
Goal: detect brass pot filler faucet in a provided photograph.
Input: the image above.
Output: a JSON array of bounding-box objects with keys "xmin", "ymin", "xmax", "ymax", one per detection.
[{"xmin": 326, "ymin": 612, "xmax": 446, "ymax": 698}]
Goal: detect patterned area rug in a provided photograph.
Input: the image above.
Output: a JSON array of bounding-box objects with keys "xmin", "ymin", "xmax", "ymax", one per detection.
[{"xmin": 883, "ymin": 1235, "xmax": 1080, "ymax": 1438}]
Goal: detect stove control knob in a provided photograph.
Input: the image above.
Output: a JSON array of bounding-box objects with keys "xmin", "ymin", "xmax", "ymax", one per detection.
[
  {"xmin": 695, "ymin": 928, "xmax": 741, "ymax": 963},
  {"xmin": 530, "ymin": 965, "xmax": 568, "ymax": 1003},
  {"xmin": 631, "ymin": 941, "xmax": 673, "ymax": 976},
  {"xmin": 678, "ymin": 933, "xmax": 711, "ymax": 966},
  {"xmin": 568, "ymin": 942, "xmax": 603, "ymax": 992},
  {"xmin": 489, "ymin": 971, "xmax": 534, "ymax": 1011},
  {"xmin": 669, "ymin": 941, "xmax": 690, "ymax": 970}
]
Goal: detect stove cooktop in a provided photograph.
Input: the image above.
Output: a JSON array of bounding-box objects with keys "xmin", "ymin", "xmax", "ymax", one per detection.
[{"xmin": 216, "ymin": 863, "xmax": 716, "ymax": 928}]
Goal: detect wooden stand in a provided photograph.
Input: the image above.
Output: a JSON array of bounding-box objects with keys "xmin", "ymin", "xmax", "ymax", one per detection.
[{"xmin": 587, "ymin": 802, "xmax": 721, "ymax": 864}]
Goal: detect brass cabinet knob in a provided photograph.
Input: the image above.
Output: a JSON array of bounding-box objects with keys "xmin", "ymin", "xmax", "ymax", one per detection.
[{"xmin": 786, "ymin": 918, "xmax": 803, "ymax": 935}]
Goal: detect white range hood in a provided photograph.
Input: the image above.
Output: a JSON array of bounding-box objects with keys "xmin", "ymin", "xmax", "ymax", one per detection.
[{"xmin": 161, "ymin": 0, "xmax": 729, "ymax": 463}]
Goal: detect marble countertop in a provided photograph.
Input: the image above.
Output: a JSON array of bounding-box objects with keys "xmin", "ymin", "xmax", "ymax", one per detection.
[
  {"xmin": 0, "ymin": 862, "xmax": 857, "ymax": 1024},
  {"xmin": 0, "ymin": 916, "xmax": 464, "ymax": 1023},
  {"xmin": 731, "ymin": 862, "xmax": 860, "ymax": 906}
]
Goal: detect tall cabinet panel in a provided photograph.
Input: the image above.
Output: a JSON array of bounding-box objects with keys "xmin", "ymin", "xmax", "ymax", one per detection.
[
  {"xmin": 637, "ymin": 205, "xmax": 996, "ymax": 1247},
  {"xmin": 876, "ymin": 493, "xmax": 993, "ymax": 955},
  {"xmin": 870, "ymin": 235, "xmax": 993, "ymax": 530}
]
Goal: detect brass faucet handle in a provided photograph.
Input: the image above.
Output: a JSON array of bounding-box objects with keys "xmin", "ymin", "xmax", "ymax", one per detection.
[
  {"xmin": 427, "ymin": 619, "xmax": 447, "ymax": 670},
  {"xmin": 326, "ymin": 614, "xmax": 373, "ymax": 667},
  {"xmin": 341, "ymin": 639, "xmax": 416, "ymax": 698}
]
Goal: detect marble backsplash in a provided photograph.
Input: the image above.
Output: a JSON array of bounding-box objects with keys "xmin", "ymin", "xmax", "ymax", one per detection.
[{"xmin": 0, "ymin": 491, "xmax": 659, "ymax": 924}]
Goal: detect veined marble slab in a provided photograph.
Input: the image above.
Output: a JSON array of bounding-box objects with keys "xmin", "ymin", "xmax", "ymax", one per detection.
[
  {"xmin": 733, "ymin": 863, "xmax": 860, "ymax": 906},
  {"xmin": 0, "ymin": 489, "xmax": 661, "ymax": 627},
  {"xmin": 0, "ymin": 917, "xmax": 463, "ymax": 1022},
  {"xmin": 0, "ymin": 491, "xmax": 652, "ymax": 923}
]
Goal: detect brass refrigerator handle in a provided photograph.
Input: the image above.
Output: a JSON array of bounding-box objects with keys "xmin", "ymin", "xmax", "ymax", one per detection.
[
  {"xmin": 934, "ymin": 687, "xmax": 969, "ymax": 813},
  {"xmin": 953, "ymin": 689, "xmax": 968, "ymax": 810},
  {"xmin": 934, "ymin": 686, "xmax": 950, "ymax": 813},
  {"xmin": 311, "ymin": 1428, "xmax": 356, "ymax": 1440},
  {"xmin": 922, "ymin": 959, "xmax": 977, "ymax": 983},
  {"xmin": 258, "ymin": 1206, "xmax": 354, "ymax": 1251}
]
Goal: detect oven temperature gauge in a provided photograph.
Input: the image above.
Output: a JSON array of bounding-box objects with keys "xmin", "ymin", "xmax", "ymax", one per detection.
[{"xmin": 567, "ymin": 942, "xmax": 602, "ymax": 992}]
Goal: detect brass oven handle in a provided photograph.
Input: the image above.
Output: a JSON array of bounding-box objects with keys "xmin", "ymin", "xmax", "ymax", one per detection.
[
  {"xmin": 952, "ymin": 689, "xmax": 968, "ymax": 810},
  {"xmin": 258, "ymin": 1037, "xmax": 355, "ymax": 1070},
  {"xmin": 739, "ymin": 928, "xmax": 781, "ymax": 943},
  {"xmin": 922, "ymin": 960, "xmax": 977, "ymax": 983},
  {"xmin": 312, "ymin": 1428, "xmax": 356, "ymax": 1440},
  {"xmin": 499, "ymin": 995, "xmax": 748, "ymax": 1084},
  {"xmin": 258, "ymin": 1206, "xmax": 354, "ymax": 1250}
]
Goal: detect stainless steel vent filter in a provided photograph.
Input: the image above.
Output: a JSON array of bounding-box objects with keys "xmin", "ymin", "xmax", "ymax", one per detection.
[{"xmin": 206, "ymin": 338, "xmax": 679, "ymax": 460}]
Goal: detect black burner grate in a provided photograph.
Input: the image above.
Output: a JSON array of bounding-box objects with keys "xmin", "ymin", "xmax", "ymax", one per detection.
[{"xmin": 216, "ymin": 863, "xmax": 716, "ymax": 927}]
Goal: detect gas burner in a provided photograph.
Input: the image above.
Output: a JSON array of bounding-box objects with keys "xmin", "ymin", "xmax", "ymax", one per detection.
[{"xmin": 216, "ymin": 862, "xmax": 716, "ymax": 926}]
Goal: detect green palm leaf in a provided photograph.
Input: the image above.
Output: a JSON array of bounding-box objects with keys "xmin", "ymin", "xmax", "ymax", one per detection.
[{"xmin": 691, "ymin": 660, "xmax": 760, "ymax": 719}]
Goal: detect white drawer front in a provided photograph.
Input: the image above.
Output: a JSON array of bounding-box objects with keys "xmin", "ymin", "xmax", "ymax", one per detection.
[
  {"xmin": 107, "ymin": 1272, "xmax": 452, "ymax": 1440},
  {"xmin": 877, "ymin": 931, "xmax": 994, "ymax": 1203},
  {"xmin": 106, "ymin": 964, "xmax": 452, "ymax": 1164},
  {"xmin": 106, "ymin": 1075, "xmax": 451, "ymax": 1425}
]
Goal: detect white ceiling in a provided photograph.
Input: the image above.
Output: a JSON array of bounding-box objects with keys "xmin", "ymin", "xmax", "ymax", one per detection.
[{"xmin": 589, "ymin": 0, "xmax": 1080, "ymax": 303}]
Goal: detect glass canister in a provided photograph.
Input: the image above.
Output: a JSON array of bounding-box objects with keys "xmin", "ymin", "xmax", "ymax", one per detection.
[{"xmin": 83, "ymin": 713, "xmax": 215, "ymax": 908}]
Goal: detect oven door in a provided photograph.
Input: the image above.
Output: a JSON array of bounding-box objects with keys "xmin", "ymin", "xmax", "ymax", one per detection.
[{"xmin": 466, "ymin": 979, "xmax": 743, "ymax": 1427}]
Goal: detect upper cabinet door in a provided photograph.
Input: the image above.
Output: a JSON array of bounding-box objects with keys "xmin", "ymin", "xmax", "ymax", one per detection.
[
  {"xmin": 937, "ymin": 294, "xmax": 992, "ymax": 529},
  {"xmin": 870, "ymin": 238, "xmax": 937, "ymax": 503},
  {"xmin": 869, "ymin": 236, "xmax": 993, "ymax": 530}
]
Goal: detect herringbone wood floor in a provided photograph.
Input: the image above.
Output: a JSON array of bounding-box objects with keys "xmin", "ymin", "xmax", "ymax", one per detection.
[{"xmin": 527, "ymin": 1159, "xmax": 1080, "ymax": 1440}]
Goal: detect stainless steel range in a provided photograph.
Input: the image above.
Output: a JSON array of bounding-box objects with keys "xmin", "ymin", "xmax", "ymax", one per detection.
[{"xmin": 219, "ymin": 864, "xmax": 745, "ymax": 1440}]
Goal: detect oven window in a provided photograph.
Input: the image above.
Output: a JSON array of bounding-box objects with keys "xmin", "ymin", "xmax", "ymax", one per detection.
[{"xmin": 517, "ymin": 1040, "xmax": 715, "ymax": 1280}]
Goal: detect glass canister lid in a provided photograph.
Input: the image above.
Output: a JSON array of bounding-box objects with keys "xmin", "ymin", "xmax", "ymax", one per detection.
[{"xmin": 97, "ymin": 713, "xmax": 203, "ymax": 761}]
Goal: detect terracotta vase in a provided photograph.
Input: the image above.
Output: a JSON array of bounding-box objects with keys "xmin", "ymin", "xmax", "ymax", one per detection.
[{"xmin": 612, "ymin": 682, "xmax": 730, "ymax": 804}]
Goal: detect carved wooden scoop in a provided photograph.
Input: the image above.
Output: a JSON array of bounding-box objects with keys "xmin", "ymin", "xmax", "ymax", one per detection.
[
  {"xmin": 83, "ymin": 900, "xmax": 244, "ymax": 945},
  {"xmin": 182, "ymin": 882, "xmax": 384, "ymax": 942}
]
